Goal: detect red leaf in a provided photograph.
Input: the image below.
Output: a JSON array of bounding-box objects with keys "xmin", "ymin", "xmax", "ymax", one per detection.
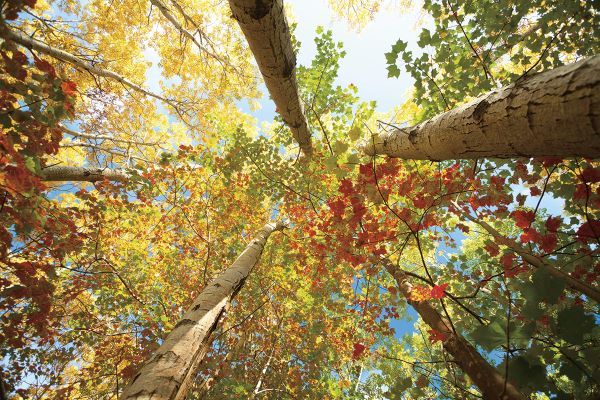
[
  {"xmin": 512, "ymin": 210, "xmax": 535, "ymax": 229},
  {"xmin": 529, "ymin": 186, "xmax": 542, "ymax": 196},
  {"xmin": 427, "ymin": 329, "xmax": 448, "ymax": 343},
  {"xmin": 34, "ymin": 57, "xmax": 55, "ymax": 78},
  {"xmin": 339, "ymin": 179, "xmax": 353, "ymax": 196},
  {"xmin": 540, "ymin": 233, "xmax": 557, "ymax": 253},
  {"xmin": 581, "ymin": 167, "xmax": 600, "ymax": 183},
  {"xmin": 520, "ymin": 228, "xmax": 542, "ymax": 244},
  {"xmin": 500, "ymin": 253, "xmax": 515, "ymax": 268},
  {"xmin": 412, "ymin": 195, "xmax": 428, "ymax": 209},
  {"xmin": 456, "ymin": 223, "xmax": 470, "ymax": 233},
  {"xmin": 545, "ymin": 216, "xmax": 562, "ymax": 233},
  {"xmin": 61, "ymin": 80, "xmax": 77, "ymax": 96},
  {"xmin": 484, "ymin": 242, "xmax": 500, "ymax": 257},
  {"xmin": 576, "ymin": 220, "xmax": 600, "ymax": 243},
  {"xmin": 430, "ymin": 283, "xmax": 449, "ymax": 299},
  {"xmin": 352, "ymin": 342, "xmax": 366, "ymax": 359}
]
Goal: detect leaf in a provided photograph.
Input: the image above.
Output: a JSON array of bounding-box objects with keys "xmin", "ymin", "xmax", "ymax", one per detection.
[
  {"xmin": 60, "ymin": 81, "xmax": 77, "ymax": 96},
  {"xmin": 531, "ymin": 267, "xmax": 565, "ymax": 304},
  {"xmin": 556, "ymin": 306, "xmax": 595, "ymax": 345},
  {"xmin": 333, "ymin": 140, "xmax": 349, "ymax": 155},
  {"xmin": 471, "ymin": 319, "xmax": 506, "ymax": 351},
  {"xmin": 352, "ymin": 342, "xmax": 366, "ymax": 359},
  {"xmin": 506, "ymin": 356, "xmax": 547, "ymax": 391},
  {"xmin": 348, "ymin": 126, "xmax": 361, "ymax": 141},
  {"xmin": 430, "ymin": 283, "xmax": 448, "ymax": 299}
]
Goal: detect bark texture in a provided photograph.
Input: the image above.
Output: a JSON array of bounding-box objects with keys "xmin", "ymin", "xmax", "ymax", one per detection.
[
  {"xmin": 120, "ymin": 221, "xmax": 285, "ymax": 400},
  {"xmin": 228, "ymin": 0, "xmax": 312, "ymax": 156},
  {"xmin": 362, "ymin": 55, "xmax": 600, "ymax": 160},
  {"xmin": 40, "ymin": 166, "xmax": 129, "ymax": 182},
  {"xmin": 383, "ymin": 261, "xmax": 526, "ymax": 400}
]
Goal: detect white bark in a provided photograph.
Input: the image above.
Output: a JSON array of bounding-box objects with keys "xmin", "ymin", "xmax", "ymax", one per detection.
[
  {"xmin": 40, "ymin": 165, "xmax": 129, "ymax": 182},
  {"xmin": 228, "ymin": 0, "xmax": 312, "ymax": 156},
  {"xmin": 120, "ymin": 221, "xmax": 286, "ymax": 400},
  {"xmin": 362, "ymin": 55, "xmax": 600, "ymax": 160}
]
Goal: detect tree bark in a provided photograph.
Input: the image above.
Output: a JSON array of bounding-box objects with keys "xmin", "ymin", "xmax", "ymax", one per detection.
[
  {"xmin": 40, "ymin": 166, "xmax": 129, "ymax": 182},
  {"xmin": 362, "ymin": 55, "xmax": 600, "ymax": 160},
  {"xmin": 228, "ymin": 0, "xmax": 312, "ymax": 156},
  {"xmin": 120, "ymin": 221, "xmax": 285, "ymax": 400},
  {"xmin": 383, "ymin": 261, "xmax": 526, "ymax": 400}
]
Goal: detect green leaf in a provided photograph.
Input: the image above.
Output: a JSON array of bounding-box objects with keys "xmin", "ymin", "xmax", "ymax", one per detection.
[
  {"xmin": 471, "ymin": 319, "xmax": 506, "ymax": 351},
  {"xmin": 506, "ymin": 356, "xmax": 547, "ymax": 391},
  {"xmin": 333, "ymin": 140, "xmax": 349, "ymax": 155},
  {"xmin": 556, "ymin": 306, "xmax": 595, "ymax": 345},
  {"xmin": 531, "ymin": 267, "xmax": 565, "ymax": 304},
  {"xmin": 390, "ymin": 39, "xmax": 407, "ymax": 54},
  {"xmin": 387, "ymin": 65, "xmax": 400, "ymax": 78},
  {"xmin": 348, "ymin": 126, "xmax": 361, "ymax": 141}
]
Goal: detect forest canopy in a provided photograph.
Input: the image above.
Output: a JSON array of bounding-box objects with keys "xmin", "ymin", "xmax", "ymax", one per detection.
[{"xmin": 0, "ymin": 0, "xmax": 599, "ymax": 399}]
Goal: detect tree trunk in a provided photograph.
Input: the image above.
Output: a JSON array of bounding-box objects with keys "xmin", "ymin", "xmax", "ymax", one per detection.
[
  {"xmin": 383, "ymin": 261, "xmax": 526, "ymax": 400},
  {"xmin": 362, "ymin": 55, "xmax": 600, "ymax": 160},
  {"xmin": 120, "ymin": 221, "xmax": 285, "ymax": 400},
  {"xmin": 40, "ymin": 165, "xmax": 129, "ymax": 182},
  {"xmin": 228, "ymin": 0, "xmax": 312, "ymax": 156}
]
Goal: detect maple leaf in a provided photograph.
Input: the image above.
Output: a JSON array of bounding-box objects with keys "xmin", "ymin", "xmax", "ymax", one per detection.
[
  {"xmin": 34, "ymin": 57, "xmax": 55, "ymax": 78},
  {"xmin": 430, "ymin": 283, "xmax": 449, "ymax": 299},
  {"xmin": 412, "ymin": 195, "xmax": 428, "ymax": 209},
  {"xmin": 576, "ymin": 220, "xmax": 600, "ymax": 243},
  {"xmin": 352, "ymin": 342, "xmax": 366, "ymax": 359},
  {"xmin": 500, "ymin": 253, "xmax": 515, "ymax": 268},
  {"xmin": 339, "ymin": 179, "xmax": 353, "ymax": 195},
  {"xmin": 520, "ymin": 228, "xmax": 542, "ymax": 244},
  {"xmin": 545, "ymin": 216, "xmax": 562, "ymax": 232},
  {"xmin": 580, "ymin": 167, "xmax": 600, "ymax": 183},
  {"xmin": 61, "ymin": 81, "xmax": 77, "ymax": 96},
  {"xmin": 427, "ymin": 329, "xmax": 448, "ymax": 343},
  {"xmin": 484, "ymin": 242, "xmax": 500, "ymax": 256},
  {"xmin": 540, "ymin": 233, "xmax": 557, "ymax": 253},
  {"xmin": 512, "ymin": 210, "xmax": 535, "ymax": 229}
]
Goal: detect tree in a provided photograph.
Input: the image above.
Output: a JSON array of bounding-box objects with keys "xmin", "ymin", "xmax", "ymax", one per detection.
[
  {"xmin": 361, "ymin": 55, "xmax": 600, "ymax": 160},
  {"xmin": 121, "ymin": 221, "xmax": 285, "ymax": 400},
  {"xmin": 228, "ymin": 0, "xmax": 312, "ymax": 156},
  {"xmin": 1, "ymin": 0, "xmax": 598, "ymax": 399}
]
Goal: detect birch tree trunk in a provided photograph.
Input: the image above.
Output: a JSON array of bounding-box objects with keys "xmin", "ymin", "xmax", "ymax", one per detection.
[
  {"xmin": 362, "ymin": 55, "xmax": 600, "ymax": 160},
  {"xmin": 40, "ymin": 166, "xmax": 129, "ymax": 182},
  {"xmin": 228, "ymin": 0, "xmax": 312, "ymax": 156},
  {"xmin": 120, "ymin": 221, "xmax": 285, "ymax": 400},
  {"xmin": 383, "ymin": 261, "xmax": 526, "ymax": 400}
]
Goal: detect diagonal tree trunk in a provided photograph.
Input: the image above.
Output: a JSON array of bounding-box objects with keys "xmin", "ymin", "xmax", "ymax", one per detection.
[
  {"xmin": 383, "ymin": 261, "xmax": 526, "ymax": 400},
  {"xmin": 362, "ymin": 55, "xmax": 600, "ymax": 160},
  {"xmin": 120, "ymin": 221, "xmax": 285, "ymax": 400},
  {"xmin": 228, "ymin": 0, "xmax": 312, "ymax": 156}
]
